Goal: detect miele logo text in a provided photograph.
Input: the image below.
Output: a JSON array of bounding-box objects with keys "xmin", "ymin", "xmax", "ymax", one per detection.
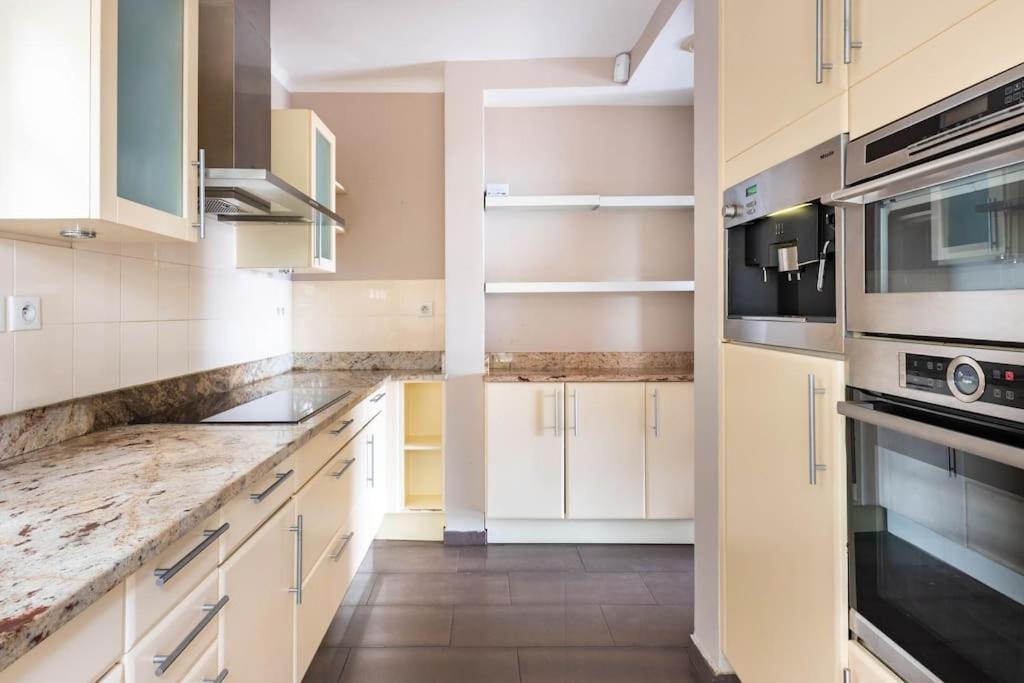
[{"xmin": 819, "ymin": 150, "xmax": 835, "ymax": 160}]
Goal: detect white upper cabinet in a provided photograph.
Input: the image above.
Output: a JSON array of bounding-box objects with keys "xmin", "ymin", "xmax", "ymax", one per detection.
[
  {"xmin": 722, "ymin": 0, "xmax": 846, "ymax": 162},
  {"xmin": 0, "ymin": 0, "xmax": 199, "ymax": 243}
]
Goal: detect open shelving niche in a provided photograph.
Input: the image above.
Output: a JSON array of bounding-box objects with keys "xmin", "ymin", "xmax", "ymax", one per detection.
[
  {"xmin": 400, "ymin": 381, "xmax": 445, "ymax": 512},
  {"xmin": 483, "ymin": 193, "xmax": 696, "ymax": 295}
]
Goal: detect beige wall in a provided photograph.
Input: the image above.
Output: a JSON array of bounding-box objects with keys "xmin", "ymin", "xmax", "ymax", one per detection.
[
  {"xmin": 271, "ymin": 75, "xmax": 291, "ymax": 109},
  {"xmin": 484, "ymin": 105, "xmax": 694, "ymax": 352},
  {"xmin": 289, "ymin": 92, "xmax": 445, "ymax": 281}
]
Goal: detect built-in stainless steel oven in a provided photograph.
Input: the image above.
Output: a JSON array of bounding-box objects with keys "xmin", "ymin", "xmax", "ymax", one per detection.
[
  {"xmin": 836, "ymin": 63, "xmax": 1024, "ymax": 344},
  {"xmin": 843, "ymin": 336, "xmax": 1024, "ymax": 683},
  {"xmin": 722, "ymin": 135, "xmax": 845, "ymax": 353}
]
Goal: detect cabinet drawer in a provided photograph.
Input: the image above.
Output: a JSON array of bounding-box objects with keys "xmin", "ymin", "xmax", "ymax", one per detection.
[
  {"xmin": 294, "ymin": 523, "xmax": 359, "ymax": 682},
  {"xmin": 218, "ymin": 453, "xmax": 297, "ymax": 563},
  {"xmin": 295, "ymin": 438, "xmax": 358, "ymax": 582},
  {"xmin": 295, "ymin": 404, "xmax": 370, "ymax": 487},
  {"xmin": 124, "ymin": 573, "xmax": 222, "ymax": 683},
  {"xmin": 0, "ymin": 584, "xmax": 124, "ymax": 683},
  {"xmin": 125, "ymin": 513, "xmax": 223, "ymax": 648},
  {"xmin": 179, "ymin": 641, "xmax": 221, "ymax": 683}
]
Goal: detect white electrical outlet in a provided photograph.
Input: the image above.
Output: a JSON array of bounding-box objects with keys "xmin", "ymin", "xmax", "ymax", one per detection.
[
  {"xmin": 8, "ymin": 296, "xmax": 41, "ymax": 331},
  {"xmin": 418, "ymin": 303, "xmax": 434, "ymax": 317}
]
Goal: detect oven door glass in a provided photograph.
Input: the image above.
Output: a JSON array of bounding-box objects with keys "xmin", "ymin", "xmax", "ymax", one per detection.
[
  {"xmin": 846, "ymin": 397, "xmax": 1024, "ymax": 682},
  {"xmin": 865, "ymin": 161, "xmax": 1024, "ymax": 293}
]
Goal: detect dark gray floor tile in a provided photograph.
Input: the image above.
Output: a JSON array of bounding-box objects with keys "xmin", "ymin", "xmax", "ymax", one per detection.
[
  {"xmin": 600, "ymin": 605, "xmax": 692, "ymax": 646},
  {"xmin": 641, "ymin": 572, "xmax": 694, "ymax": 605},
  {"xmin": 302, "ymin": 647, "xmax": 350, "ymax": 683},
  {"xmin": 518, "ymin": 647, "xmax": 697, "ymax": 683},
  {"xmin": 369, "ymin": 572, "xmax": 511, "ymax": 605},
  {"xmin": 340, "ymin": 606, "xmax": 453, "ymax": 646},
  {"xmin": 339, "ymin": 648, "xmax": 519, "ymax": 683},
  {"xmin": 342, "ymin": 571, "xmax": 377, "ymax": 605},
  {"xmin": 578, "ymin": 544, "xmax": 694, "ymax": 572},
  {"xmin": 458, "ymin": 544, "xmax": 584, "ymax": 572},
  {"xmin": 323, "ymin": 605, "xmax": 359, "ymax": 647},
  {"xmin": 358, "ymin": 542, "xmax": 460, "ymax": 573},
  {"xmin": 451, "ymin": 604, "xmax": 612, "ymax": 646},
  {"xmin": 509, "ymin": 572, "xmax": 655, "ymax": 605}
]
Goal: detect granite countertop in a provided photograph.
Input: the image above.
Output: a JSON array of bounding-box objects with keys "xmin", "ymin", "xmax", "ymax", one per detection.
[
  {"xmin": 0, "ymin": 369, "xmax": 442, "ymax": 672},
  {"xmin": 484, "ymin": 368, "xmax": 694, "ymax": 383}
]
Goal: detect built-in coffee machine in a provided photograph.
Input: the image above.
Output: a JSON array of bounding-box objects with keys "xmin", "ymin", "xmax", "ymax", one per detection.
[{"xmin": 722, "ymin": 135, "xmax": 846, "ymax": 353}]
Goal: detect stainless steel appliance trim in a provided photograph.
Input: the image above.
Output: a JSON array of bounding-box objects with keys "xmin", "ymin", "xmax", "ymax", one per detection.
[
  {"xmin": 152, "ymin": 595, "xmax": 229, "ymax": 677},
  {"xmin": 808, "ymin": 374, "xmax": 827, "ymax": 484},
  {"xmin": 815, "ymin": 0, "xmax": 832, "ymax": 83},
  {"xmin": 837, "ymin": 400, "xmax": 1024, "ymax": 471},
  {"xmin": 153, "ymin": 523, "xmax": 229, "ymax": 586},
  {"xmin": 289, "ymin": 515, "xmax": 303, "ymax": 605},
  {"xmin": 946, "ymin": 355, "xmax": 986, "ymax": 403},
  {"xmin": 204, "ymin": 168, "xmax": 346, "ymax": 229},
  {"xmin": 736, "ymin": 315, "xmax": 809, "ymax": 323},
  {"xmin": 843, "ymin": 0, "xmax": 861, "ymax": 64},
  {"xmin": 329, "ymin": 532, "xmax": 355, "ymax": 561},
  {"xmin": 249, "ymin": 470, "xmax": 293, "ymax": 503},
  {"xmin": 835, "ymin": 129, "xmax": 1024, "ymax": 204},
  {"xmin": 850, "ymin": 609, "xmax": 943, "ymax": 683},
  {"xmin": 724, "ymin": 317, "xmax": 844, "ymax": 355},
  {"xmin": 846, "ymin": 62, "xmax": 1024, "ymax": 185}
]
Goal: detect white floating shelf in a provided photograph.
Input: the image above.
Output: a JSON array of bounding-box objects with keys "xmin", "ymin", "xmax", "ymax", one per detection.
[
  {"xmin": 485, "ymin": 281, "xmax": 695, "ymax": 294},
  {"xmin": 484, "ymin": 194, "xmax": 694, "ymax": 210}
]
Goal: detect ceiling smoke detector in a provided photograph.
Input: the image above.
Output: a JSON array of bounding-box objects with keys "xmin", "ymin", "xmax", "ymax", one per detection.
[{"xmin": 59, "ymin": 226, "xmax": 97, "ymax": 240}]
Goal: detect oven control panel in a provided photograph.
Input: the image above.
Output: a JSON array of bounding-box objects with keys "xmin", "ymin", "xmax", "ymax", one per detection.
[{"xmin": 902, "ymin": 353, "xmax": 1024, "ymax": 409}]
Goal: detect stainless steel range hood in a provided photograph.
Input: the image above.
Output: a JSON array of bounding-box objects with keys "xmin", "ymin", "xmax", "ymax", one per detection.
[{"xmin": 198, "ymin": 0, "xmax": 344, "ymax": 229}]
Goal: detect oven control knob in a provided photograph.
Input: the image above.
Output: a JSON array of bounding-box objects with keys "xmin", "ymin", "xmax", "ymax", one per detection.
[
  {"xmin": 947, "ymin": 356, "xmax": 986, "ymax": 403},
  {"xmin": 722, "ymin": 204, "xmax": 740, "ymax": 218}
]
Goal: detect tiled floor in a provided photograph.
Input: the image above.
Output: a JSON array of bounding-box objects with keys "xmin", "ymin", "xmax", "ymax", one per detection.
[{"xmin": 303, "ymin": 541, "xmax": 698, "ymax": 683}]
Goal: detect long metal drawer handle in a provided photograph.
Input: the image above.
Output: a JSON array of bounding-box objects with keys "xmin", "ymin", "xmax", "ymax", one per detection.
[
  {"xmin": 370, "ymin": 392, "xmax": 386, "ymax": 404},
  {"xmin": 203, "ymin": 670, "xmax": 229, "ymax": 683},
  {"xmin": 807, "ymin": 374, "xmax": 827, "ymax": 485},
  {"xmin": 249, "ymin": 469, "xmax": 294, "ymax": 503},
  {"xmin": 289, "ymin": 515, "xmax": 303, "ymax": 605},
  {"xmin": 154, "ymin": 523, "xmax": 230, "ymax": 586},
  {"xmin": 329, "ymin": 532, "xmax": 355, "ymax": 561},
  {"xmin": 152, "ymin": 595, "xmax": 229, "ymax": 677},
  {"xmin": 330, "ymin": 459, "xmax": 356, "ymax": 479},
  {"xmin": 330, "ymin": 419, "xmax": 354, "ymax": 435}
]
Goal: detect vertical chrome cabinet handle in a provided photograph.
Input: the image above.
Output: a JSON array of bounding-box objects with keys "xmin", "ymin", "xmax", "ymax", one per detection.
[
  {"xmin": 191, "ymin": 148, "xmax": 206, "ymax": 239},
  {"xmin": 570, "ymin": 390, "xmax": 580, "ymax": 437},
  {"xmin": 555, "ymin": 388, "xmax": 563, "ymax": 437},
  {"xmin": 289, "ymin": 515, "xmax": 303, "ymax": 605},
  {"xmin": 807, "ymin": 374, "xmax": 827, "ymax": 484},
  {"xmin": 815, "ymin": 0, "xmax": 833, "ymax": 83},
  {"xmin": 249, "ymin": 469, "xmax": 293, "ymax": 503},
  {"xmin": 652, "ymin": 389, "xmax": 661, "ymax": 438},
  {"xmin": 329, "ymin": 532, "xmax": 355, "ymax": 561},
  {"xmin": 366, "ymin": 434, "xmax": 376, "ymax": 486},
  {"xmin": 152, "ymin": 595, "xmax": 229, "ymax": 676},
  {"xmin": 154, "ymin": 523, "xmax": 230, "ymax": 586},
  {"xmin": 843, "ymin": 0, "xmax": 862, "ymax": 64}
]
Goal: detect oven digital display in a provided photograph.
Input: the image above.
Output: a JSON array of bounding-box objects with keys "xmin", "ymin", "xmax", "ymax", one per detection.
[
  {"xmin": 939, "ymin": 95, "xmax": 987, "ymax": 129},
  {"xmin": 745, "ymin": 184, "xmax": 758, "ymax": 197}
]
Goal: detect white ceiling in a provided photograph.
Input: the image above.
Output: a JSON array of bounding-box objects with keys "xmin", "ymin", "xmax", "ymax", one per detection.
[{"xmin": 270, "ymin": 0, "xmax": 663, "ymax": 93}]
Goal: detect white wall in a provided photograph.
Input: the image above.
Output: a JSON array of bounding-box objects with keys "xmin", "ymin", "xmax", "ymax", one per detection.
[{"xmin": 0, "ymin": 219, "xmax": 292, "ymax": 415}]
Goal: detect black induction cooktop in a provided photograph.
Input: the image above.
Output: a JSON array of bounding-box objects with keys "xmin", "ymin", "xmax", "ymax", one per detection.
[{"xmin": 140, "ymin": 387, "xmax": 353, "ymax": 424}]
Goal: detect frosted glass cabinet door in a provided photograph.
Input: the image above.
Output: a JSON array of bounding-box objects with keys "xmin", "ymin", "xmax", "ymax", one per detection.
[
  {"xmin": 117, "ymin": 0, "xmax": 183, "ymax": 216},
  {"xmin": 314, "ymin": 129, "xmax": 334, "ymax": 265}
]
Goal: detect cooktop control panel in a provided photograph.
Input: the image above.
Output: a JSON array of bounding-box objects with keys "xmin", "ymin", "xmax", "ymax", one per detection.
[{"xmin": 902, "ymin": 352, "xmax": 1023, "ymax": 409}]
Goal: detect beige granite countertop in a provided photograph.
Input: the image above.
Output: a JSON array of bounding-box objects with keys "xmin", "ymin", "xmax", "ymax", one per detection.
[
  {"xmin": 0, "ymin": 369, "xmax": 442, "ymax": 672},
  {"xmin": 484, "ymin": 368, "xmax": 694, "ymax": 383}
]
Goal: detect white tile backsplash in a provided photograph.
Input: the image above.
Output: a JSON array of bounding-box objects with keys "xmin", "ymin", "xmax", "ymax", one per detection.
[{"xmin": 0, "ymin": 224, "xmax": 292, "ymax": 417}]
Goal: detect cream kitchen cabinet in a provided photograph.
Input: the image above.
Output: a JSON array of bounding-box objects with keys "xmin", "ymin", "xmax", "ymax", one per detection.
[
  {"xmin": 847, "ymin": 641, "xmax": 901, "ymax": 683},
  {"xmin": 723, "ymin": 343, "xmax": 846, "ymax": 683},
  {"xmin": 486, "ymin": 383, "xmax": 566, "ymax": 519},
  {"xmin": 0, "ymin": 0, "xmax": 200, "ymax": 244},
  {"xmin": 848, "ymin": 0, "xmax": 1023, "ymax": 137},
  {"xmin": 645, "ymin": 383, "xmax": 695, "ymax": 519},
  {"xmin": 722, "ymin": 0, "xmax": 845, "ymax": 162},
  {"xmin": 218, "ymin": 501, "xmax": 295, "ymax": 683},
  {"xmin": 565, "ymin": 383, "xmax": 646, "ymax": 519},
  {"xmin": 236, "ymin": 109, "xmax": 340, "ymax": 272}
]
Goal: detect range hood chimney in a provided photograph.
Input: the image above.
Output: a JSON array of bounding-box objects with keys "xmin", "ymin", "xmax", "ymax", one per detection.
[{"xmin": 198, "ymin": 0, "xmax": 344, "ymax": 228}]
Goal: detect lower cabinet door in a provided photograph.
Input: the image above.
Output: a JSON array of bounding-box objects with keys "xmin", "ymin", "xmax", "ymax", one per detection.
[
  {"xmin": 645, "ymin": 382, "xmax": 695, "ymax": 519},
  {"xmin": 361, "ymin": 413, "xmax": 387, "ymax": 537},
  {"xmin": 565, "ymin": 383, "xmax": 646, "ymax": 519},
  {"xmin": 723, "ymin": 343, "xmax": 845, "ymax": 683},
  {"xmin": 219, "ymin": 500, "xmax": 295, "ymax": 683},
  {"xmin": 294, "ymin": 523, "xmax": 357, "ymax": 682}
]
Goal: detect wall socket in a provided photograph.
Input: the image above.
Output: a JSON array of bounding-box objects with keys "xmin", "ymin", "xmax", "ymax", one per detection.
[
  {"xmin": 418, "ymin": 303, "xmax": 434, "ymax": 317},
  {"xmin": 7, "ymin": 296, "xmax": 41, "ymax": 331}
]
